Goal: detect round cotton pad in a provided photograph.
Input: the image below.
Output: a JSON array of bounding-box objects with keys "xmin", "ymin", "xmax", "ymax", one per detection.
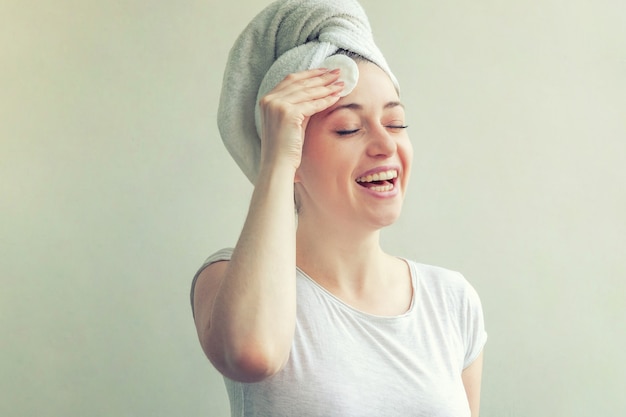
[{"xmin": 321, "ymin": 55, "xmax": 359, "ymax": 97}]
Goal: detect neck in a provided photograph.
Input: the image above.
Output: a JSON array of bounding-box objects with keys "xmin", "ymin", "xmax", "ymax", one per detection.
[{"xmin": 295, "ymin": 215, "xmax": 390, "ymax": 293}]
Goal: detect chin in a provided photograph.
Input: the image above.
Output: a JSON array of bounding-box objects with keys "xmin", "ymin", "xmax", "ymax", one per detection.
[{"xmin": 367, "ymin": 207, "xmax": 403, "ymax": 229}]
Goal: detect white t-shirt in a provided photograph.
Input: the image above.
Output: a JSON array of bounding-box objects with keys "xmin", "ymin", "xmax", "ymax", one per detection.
[{"xmin": 191, "ymin": 248, "xmax": 487, "ymax": 417}]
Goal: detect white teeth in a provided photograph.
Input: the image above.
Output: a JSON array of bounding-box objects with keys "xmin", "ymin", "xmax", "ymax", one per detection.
[
  {"xmin": 370, "ymin": 184, "xmax": 394, "ymax": 192},
  {"xmin": 356, "ymin": 169, "xmax": 398, "ymax": 183}
]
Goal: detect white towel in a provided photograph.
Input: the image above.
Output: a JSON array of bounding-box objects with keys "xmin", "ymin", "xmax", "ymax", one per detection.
[{"xmin": 217, "ymin": 0, "xmax": 399, "ymax": 184}]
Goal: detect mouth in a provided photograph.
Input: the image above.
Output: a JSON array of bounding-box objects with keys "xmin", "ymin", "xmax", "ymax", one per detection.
[{"xmin": 355, "ymin": 169, "xmax": 398, "ymax": 192}]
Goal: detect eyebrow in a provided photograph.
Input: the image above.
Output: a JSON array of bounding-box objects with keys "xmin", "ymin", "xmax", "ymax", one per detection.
[{"xmin": 326, "ymin": 101, "xmax": 404, "ymax": 116}]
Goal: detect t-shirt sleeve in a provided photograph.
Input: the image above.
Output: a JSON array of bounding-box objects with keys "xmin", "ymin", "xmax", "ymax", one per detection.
[
  {"xmin": 189, "ymin": 247, "xmax": 234, "ymax": 318},
  {"xmin": 460, "ymin": 276, "xmax": 488, "ymax": 369}
]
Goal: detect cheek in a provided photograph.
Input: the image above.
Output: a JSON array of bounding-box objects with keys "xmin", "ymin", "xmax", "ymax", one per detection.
[
  {"xmin": 400, "ymin": 136, "xmax": 413, "ymax": 165},
  {"xmin": 298, "ymin": 139, "xmax": 354, "ymax": 188},
  {"xmin": 301, "ymin": 134, "xmax": 341, "ymax": 169},
  {"xmin": 302, "ymin": 123, "xmax": 327, "ymax": 160},
  {"xmin": 297, "ymin": 136, "xmax": 330, "ymax": 184},
  {"xmin": 398, "ymin": 137, "xmax": 414, "ymax": 186}
]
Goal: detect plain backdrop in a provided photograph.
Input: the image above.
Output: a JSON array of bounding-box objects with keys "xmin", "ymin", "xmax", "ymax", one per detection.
[{"xmin": 1, "ymin": 0, "xmax": 624, "ymax": 416}]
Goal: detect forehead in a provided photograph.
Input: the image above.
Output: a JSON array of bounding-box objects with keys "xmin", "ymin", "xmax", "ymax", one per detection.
[
  {"xmin": 325, "ymin": 62, "xmax": 400, "ymax": 115},
  {"xmin": 352, "ymin": 61, "xmax": 398, "ymax": 95}
]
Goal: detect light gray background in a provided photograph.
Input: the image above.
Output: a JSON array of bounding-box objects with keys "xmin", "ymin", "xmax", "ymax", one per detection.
[{"xmin": 1, "ymin": 0, "xmax": 624, "ymax": 416}]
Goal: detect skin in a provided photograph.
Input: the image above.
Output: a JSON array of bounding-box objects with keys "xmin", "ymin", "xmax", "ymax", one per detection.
[
  {"xmin": 463, "ymin": 351, "xmax": 484, "ymax": 417},
  {"xmin": 193, "ymin": 62, "xmax": 483, "ymax": 416}
]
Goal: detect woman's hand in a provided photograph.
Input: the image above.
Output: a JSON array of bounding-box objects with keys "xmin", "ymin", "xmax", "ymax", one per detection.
[{"xmin": 258, "ymin": 68, "xmax": 343, "ymax": 172}]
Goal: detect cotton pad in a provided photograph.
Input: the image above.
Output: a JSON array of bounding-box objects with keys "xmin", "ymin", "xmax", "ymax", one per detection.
[{"xmin": 322, "ymin": 55, "xmax": 359, "ymax": 97}]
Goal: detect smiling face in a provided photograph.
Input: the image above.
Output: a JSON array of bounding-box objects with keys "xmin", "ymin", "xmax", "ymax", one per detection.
[{"xmin": 295, "ymin": 61, "xmax": 413, "ymax": 231}]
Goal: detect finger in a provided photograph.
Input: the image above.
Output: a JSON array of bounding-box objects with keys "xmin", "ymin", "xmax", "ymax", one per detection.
[
  {"xmin": 293, "ymin": 85, "xmax": 344, "ymax": 119},
  {"xmin": 261, "ymin": 75, "xmax": 344, "ymax": 109},
  {"xmin": 272, "ymin": 68, "xmax": 341, "ymax": 95},
  {"xmin": 278, "ymin": 79, "xmax": 344, "ymax": 105},
  {"xmin": 300, "ymin": 91, "xmax": 344, "ymax": 133},
  {"xmin": 261, "ymin": 82, "xmax": 342, "ymax": 122}
]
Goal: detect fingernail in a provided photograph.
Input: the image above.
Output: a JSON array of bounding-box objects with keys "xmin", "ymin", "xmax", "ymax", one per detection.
[{"xmin": 329, "ymin": 68, "xmax": 341, "ymax": 74}]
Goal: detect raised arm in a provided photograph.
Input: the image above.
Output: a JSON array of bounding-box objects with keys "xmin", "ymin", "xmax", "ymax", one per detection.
[{"xmin": 193, "ymin": 68, "xmax": 343, "ymax": 382}]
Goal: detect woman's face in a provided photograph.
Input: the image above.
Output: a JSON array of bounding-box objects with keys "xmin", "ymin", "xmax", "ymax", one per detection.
[{"xmin": 295, "ymin": 61, "xmax": 413, "ymax": 230}]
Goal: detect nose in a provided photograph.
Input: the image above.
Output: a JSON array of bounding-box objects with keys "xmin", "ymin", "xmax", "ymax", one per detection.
[{"xmin": 366, "ymin": 125, "xmax": 397, "ymax": 158}]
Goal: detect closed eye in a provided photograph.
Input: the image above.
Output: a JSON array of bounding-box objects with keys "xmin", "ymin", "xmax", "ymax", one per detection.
[
  {"xmin": 336, "ymin": 125, "xmax": 408, "ymax": 136},
  {"xmin": 336, "ymin": 129, "xmax": 360, "ymax": 136},
  {"xmin": 386, "ymin": 125, "xmax": 408, "ymax": 130}
]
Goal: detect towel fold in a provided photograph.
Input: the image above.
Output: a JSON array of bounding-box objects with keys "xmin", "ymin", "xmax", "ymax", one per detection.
[{"xmin": 217, "ymin": 0, "xmax": 399, "ymax": 183}]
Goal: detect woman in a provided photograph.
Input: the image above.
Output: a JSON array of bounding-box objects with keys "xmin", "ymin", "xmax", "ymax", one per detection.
[{"xmin": 191, "ymin": 1, "xmax": 486, "ymax": 416}]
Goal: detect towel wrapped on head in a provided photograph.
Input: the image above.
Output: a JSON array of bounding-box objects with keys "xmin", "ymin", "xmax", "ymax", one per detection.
[{"xmin": 218, "ymin": 0, "xmax": 399, "ymax": 184}]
